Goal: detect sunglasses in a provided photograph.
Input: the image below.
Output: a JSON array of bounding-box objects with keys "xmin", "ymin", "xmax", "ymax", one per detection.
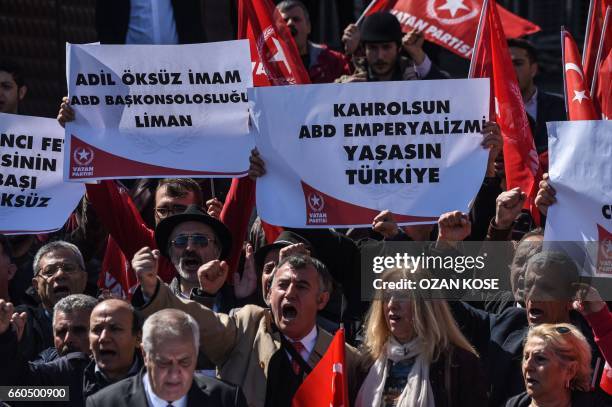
[{"xmin": 170, "ymin": 234, "xmax": 216, "ymax": 249}]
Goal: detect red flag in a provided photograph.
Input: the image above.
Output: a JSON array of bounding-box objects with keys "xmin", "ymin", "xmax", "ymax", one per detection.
[
  {"xmin": 389, "ymin": 0, "xmax": 540, "ymax": 59},
  {"xmin": 469, "ymin": 0, "xmax": 541, "ymax": 224},
  {"xmin": 601, "ymin": 362, "xmax": 612, "ymax": 395},
  {"xmin": 593, "ymin": 7, "xmax": 612, "ymax": 119},
  {"xmin": 582, "ymin": 0, "xmax": 612, "ymax": 89},
  {"xmin": 360, "ymin": 0, "xmax": 399, "ymax": 21},
  {"xmin": 238, "ymin": 0, "xmax": 310, "ymax": 86},
  {"xmin": 562, "ymin": 30, "xmax": 599, "ymax": 120},
  {"xmin": 292, "ymin": 328, "xmax": 349, "ymax": 407}
]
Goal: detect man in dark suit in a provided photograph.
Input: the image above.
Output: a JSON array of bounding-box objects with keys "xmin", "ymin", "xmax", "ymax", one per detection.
[
  {"xmin": 508, "ymin": 38, "xmax": 566, "ymax": 155},
  {"xmin": 87, "ymin": 308, "xmax": 247, "ymax": 407},
  {"xmin": 95, "ymin": 0, "xmax": 205, "ymax": 45}
]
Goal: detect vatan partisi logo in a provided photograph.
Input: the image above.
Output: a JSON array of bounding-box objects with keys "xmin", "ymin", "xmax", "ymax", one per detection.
[
  {"xmin": 307, "ymin": 192, "xmax": 325, "ymax": 212},
  {"xmin": 73, "ymin": 146, "xmax": 94, "ymax": 166},
  {"xmin": 426, "ymin": 0, "xmax": 479, "ymax": 25},
  {"xmin": 256, "ymin": 25, "xmax": 295, "ymax": 85}
]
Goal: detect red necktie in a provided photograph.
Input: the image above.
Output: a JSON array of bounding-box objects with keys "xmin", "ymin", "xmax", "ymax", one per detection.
[{"xmin": 291, "ymin": 341, "xmax": 306, "ymax": 375}]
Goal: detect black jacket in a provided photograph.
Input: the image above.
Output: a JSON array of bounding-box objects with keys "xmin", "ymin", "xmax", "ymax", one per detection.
[
  {"xmin": 533, "ymin": 90, "xmax": 566, "ymax": 154},
  {"xmin": 86, "ymin": 369, "xmax": 248, "ymax": 407},
  {"xmin": 14, "ymin": 304, "xmax": 53, "ymax": 362},
  {"xmin": 0, "ymin": 329, "xmax": 142, "ymax": 407},
  {"xmin": 95, "ymin": 0, "xmax": 206, "ymax": 44}
]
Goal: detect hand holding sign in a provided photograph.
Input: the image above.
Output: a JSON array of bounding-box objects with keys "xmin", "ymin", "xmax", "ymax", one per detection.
[
  {"xmin": 535, "ymin": 173, "xmax": 556, "ymax": 216},
  {"xmin": 372, "ymin": 210, "xmax": 400, "ymax": 239},
  {"xmin": 57, "ymin": 96, "xmax": 74, "ymax": 129}
]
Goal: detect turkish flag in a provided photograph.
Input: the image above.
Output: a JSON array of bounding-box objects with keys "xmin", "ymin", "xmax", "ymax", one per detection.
[
  {"xmin": 470, "ymin": 0, "xmax": 542, "ymax": 225},
  {"xmin": 388, "ymin": 0, "xmax": 540, "ymax": 58},
  {"xmin": 292, "ymin": 328, "xmax": 349, "ymax": 407},
  {"xmin": 601, "ymin": 362, "xmax": 612, "ymax": 395},
  {"xmin": 582, "ymin": 0, "xmax": 612, "ymax": 90},
  {"xmin": 562, "ymin": 30, "xmax": 599, "ymax": 120},
  {"xmin": 594, "ymin": 7, "xmax": 611, "ymax": 119},
  {"xmin": 237, "ymin": 0, "xmax": 310, "ymax": 86}
]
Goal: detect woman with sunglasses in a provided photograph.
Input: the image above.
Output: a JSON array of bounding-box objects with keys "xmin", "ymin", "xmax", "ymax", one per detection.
[
  {"xmin": 356, "ymin": 267, "xmax": 487, "ymax": 407},
  {"xmin": 506, "ymin": 323, "xmax": 610, "ymax": 406}
]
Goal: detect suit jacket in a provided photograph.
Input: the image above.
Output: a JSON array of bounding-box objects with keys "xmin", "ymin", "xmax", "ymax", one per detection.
[
  {"xmin": 86, "ymin": 369, "xmax": 247, "ymax": 407},
  {"xmin": 134, "ymin": 280, "xmax": 363, "ymax": 407},
  {"xmin": 95, "ymin": 0, "xmax": 205, "ymax": 44},
  {"xmin": 533, "ymin": 90, "xmax": 566, "ymax": 154}
]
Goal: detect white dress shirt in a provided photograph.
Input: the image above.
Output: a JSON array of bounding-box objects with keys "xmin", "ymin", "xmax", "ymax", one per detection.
[
  {"xmin": 143, "ymin": 372, "xmax": 187, "ymax": 407},
  {"xmin": 525, "ymin": 87, "xmax": 538, "ymax": 120},
  {"xmin": 285, "ymin": 325, "xmax": 318, "ymax": 362},
  {"xmin": 126, "ymin": 0, "xmax": 179, "ymax": 45}
]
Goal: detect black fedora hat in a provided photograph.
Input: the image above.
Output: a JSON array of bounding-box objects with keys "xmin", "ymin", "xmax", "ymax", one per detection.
[
  {"xmin": 254, "ymin": 230, "xmax": 314, "ymax": 269},
  {"xmin": 155, "ymin": 205, "xmax": 232, "ymax": 260},
  {"xmin": 360, "ymin": 11, "xmax": 403, "ymax": 44}
]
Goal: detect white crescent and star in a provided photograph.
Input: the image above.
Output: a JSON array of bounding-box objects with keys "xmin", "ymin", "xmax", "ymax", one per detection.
[
  {"xmin": 572, "ymin": 89, "xmax": 589, "ymax": 103},
  {"xmin": 564, "ymin": 63, "xmax": 584, "ymax": 80},
  {"xmin": 437, "ymin": 0, "xmax": 470, "ymax": 18}
]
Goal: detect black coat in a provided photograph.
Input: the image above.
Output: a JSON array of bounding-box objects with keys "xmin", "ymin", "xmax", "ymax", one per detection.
[
  {"xmin": 86, "ymin": 369, "xmax": 248, "ymax": 407},
  {"xmin": 505, "ymin": 390, "xmax": 612, "ymax": 407},
  {"xmin": 0, "ymin": 329, "xmax": 142, "ymax": 407},
  {"xmin": 14, "ymin": 304, "xmax": 53, "ymax": 362},
  {"xmin": 95, "ymin": 0, "xmax": 206, "ymax": 44},
  {"xmin": 533, "ymin": 90, "xmax": 566, "ymax": 154}
]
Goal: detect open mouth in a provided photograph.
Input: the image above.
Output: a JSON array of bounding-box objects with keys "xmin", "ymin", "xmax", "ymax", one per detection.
[
  {"xmin": 289, "ymin": 26, "xmax": 298, "ymax": 37},
  {"xmin": 281, "ymin": 304, "xmax": 298, "ymax": 321},
  {"xmin": 525, "ymin": 377, "xmax": 538, "ymax": 386},
  {"xmin": 53, "ymin": 286, "xmax": 70, "ymax": 296},
  {"xmin": 181, "ymin": 255, "xmax": 202, "ymax": 269},
  {"xmin": 99, "ymin": 349, "xmax": 117, "ymax": 358},
  {"xmin": 388, "ymin": 314, "xmax": 401, "ymax": 322}
]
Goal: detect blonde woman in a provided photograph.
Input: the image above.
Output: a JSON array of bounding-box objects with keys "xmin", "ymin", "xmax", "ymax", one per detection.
[
  {"xmin": 356, "ymin": 268, "xmax": 487, "ymax": 407},
  {"xmin": 506, "ymin": 323, "xmax": 610, "ymax": 407}
]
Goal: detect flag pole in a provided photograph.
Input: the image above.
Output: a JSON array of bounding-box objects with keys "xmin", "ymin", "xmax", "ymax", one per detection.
[
  {"xmin": 560, "ymin": 27, "xmax": 570, "ymax": 118},
  {"xmin": 590, "ymin": 6, "xmax": 611, "ymax": 97},
  {"xmin": 582, "ymin": 0, "xmax": 596, "ymax": 67},
  {"xmin": 356, "ymin": 0, "xmax": 377, "ymax": 25},
  {"xmin": 468, "ymin": 0, "xmax": 490, "ymax": 78},
  {"xmin": 210, "ymin": 179, "xmax": 216, "ymax": 199}
]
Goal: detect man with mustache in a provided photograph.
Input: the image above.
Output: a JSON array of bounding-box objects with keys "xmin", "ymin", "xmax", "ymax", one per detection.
[
  {"xmin": 132, "ymin": 231, "xmax": 362, "ymax": 407},
  {"xmin": 338, "ymin": 11, "xmax": 448, "ymax": 83},
  {"xmin": 276, "ymin": 0, "xmax": 351, "ymax": 83},
  {"xmin": 0, "ymin": 298, "xmax": 143, "ymax": 406},
  {"xmin": 12, "ymin": 241, "xmax": 88, "ymax": 362},
  {"xmin": 33, "ymin": 294, "xmax": 98, "ymax": 363}
]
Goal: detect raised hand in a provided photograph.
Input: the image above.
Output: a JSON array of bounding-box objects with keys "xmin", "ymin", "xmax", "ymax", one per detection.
[
  {"xmin": 494, "ymin": 187, "xmax": 526, "ymax": 229},
  {"xmin": 234, "ymin": 244, "xmax": 258, "ymax": 299},
  {"xmin": 372, "ymin": 210, "xmax": 400, "ymax": 239},
  {"xmin": 534, "ymin": 173, "xmax": 556, "ymax": 216},
  {"xmin": 198, "ymin": 260, "xmax": 229, "ymax": 295},
  {"xmin": 437, "ymin": 211, "xmax": 471, "ymax": 244},
  {"xmin": 131, "ymin": 246, "xmax": 160, "ymax": 298}
]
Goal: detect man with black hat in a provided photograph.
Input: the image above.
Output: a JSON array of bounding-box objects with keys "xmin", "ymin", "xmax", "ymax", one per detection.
[
  {"xmin": 338, "ymin": 11, "xmax": 448, "ymax": 83},
  {"xmin": 132, "ymin": 204, "xmax": 233, "ymax": 308}
]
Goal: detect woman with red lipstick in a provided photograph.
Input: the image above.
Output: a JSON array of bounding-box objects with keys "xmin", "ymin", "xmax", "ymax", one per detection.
[
  {"xmin": 356, "ymin": 268, "xmax": 487, "ymax": 407},
  {"xmin": 506, "ymin": 323, "xmax": 609, "ymax": 407}
]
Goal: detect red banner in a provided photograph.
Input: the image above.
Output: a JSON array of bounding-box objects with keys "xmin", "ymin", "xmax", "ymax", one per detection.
[
  {"xmin": 594, "ymin": 7, "xmax": 612, "ymax": 119},
  {"xmin": 583, "ymin": 0, "xmax": 612, "ymax": 89},
  {"xmin": 389, "ymin": 0, "xmax": 540, "ymax": 58},
  {"xmin": 470, "ymin": 0, "xmax": 541, "ymax": 225}
]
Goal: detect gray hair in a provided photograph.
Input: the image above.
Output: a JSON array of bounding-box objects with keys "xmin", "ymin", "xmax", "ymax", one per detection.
[
  {"xmin": 53, "ymin": 294, "xmax": 98, "ymax": 319},
  {"xmin": 277, "ymin": 0, "xmax": 310, "ymax": 22},
  {"xmin": 33, "ymin": 241, "xmax": 85, "ymax": 276},
  {"xmin": 142, "ymin": 309, "xmax": 200, "ymax": 356},
  {"xmin": 272, "ymin": 254, "xmax": 333, "ymax": 294}
]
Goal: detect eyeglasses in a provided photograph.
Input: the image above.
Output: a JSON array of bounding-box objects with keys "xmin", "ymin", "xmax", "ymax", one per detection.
[
  {"xmin": 170, "ymin": 234, "xmax": 216, "ymax": 249},
  {"xmin": 37, "ymin": 262, "xmax": 82, "ymax": 279},
  {"xmin": 155, "ymin": 204, "xmax": 188, "ymax": 219}
]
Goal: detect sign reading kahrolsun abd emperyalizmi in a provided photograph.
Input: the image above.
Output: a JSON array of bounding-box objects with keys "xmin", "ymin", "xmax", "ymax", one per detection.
[{"xmin": 249, "ymin": 78, "xmax": 490, "ymax": 228}]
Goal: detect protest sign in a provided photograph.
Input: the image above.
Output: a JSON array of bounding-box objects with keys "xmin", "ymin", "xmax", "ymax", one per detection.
[
  {"xmin": 249, "ymin": 79, "xmax": 490, "ymax": 228},
  {"xmin": 64, "ymin": 40, "xmax": 253, "ymax": 181},
  {"xmin": 0, "ymin": 113, "xmax": 84, "ymax": 234},
  {"xmin": 544, "ymin": 120, "xmax": 612, "ymax": 276}
]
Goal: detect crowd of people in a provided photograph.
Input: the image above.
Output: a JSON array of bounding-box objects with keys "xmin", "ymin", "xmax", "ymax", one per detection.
[{"xmin": 1, "ymin": 1, "xmax": 609, "ymax": 406}]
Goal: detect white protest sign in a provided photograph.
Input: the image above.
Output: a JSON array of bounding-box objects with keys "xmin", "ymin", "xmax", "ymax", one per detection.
[
  {"xmin": 64, "ymin": 40, "xmax": 253, "ymax": 181},
  {"xmin": 544, "ymin": 120, "xmax": 612, "ymax": 276},
  {"xmin": 0, "ymin": 113, "xmax": 84, "ymax": 234},
  {"xmin": 249, "ymin": 78, "xmax": 490, "ymax": 228}
]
